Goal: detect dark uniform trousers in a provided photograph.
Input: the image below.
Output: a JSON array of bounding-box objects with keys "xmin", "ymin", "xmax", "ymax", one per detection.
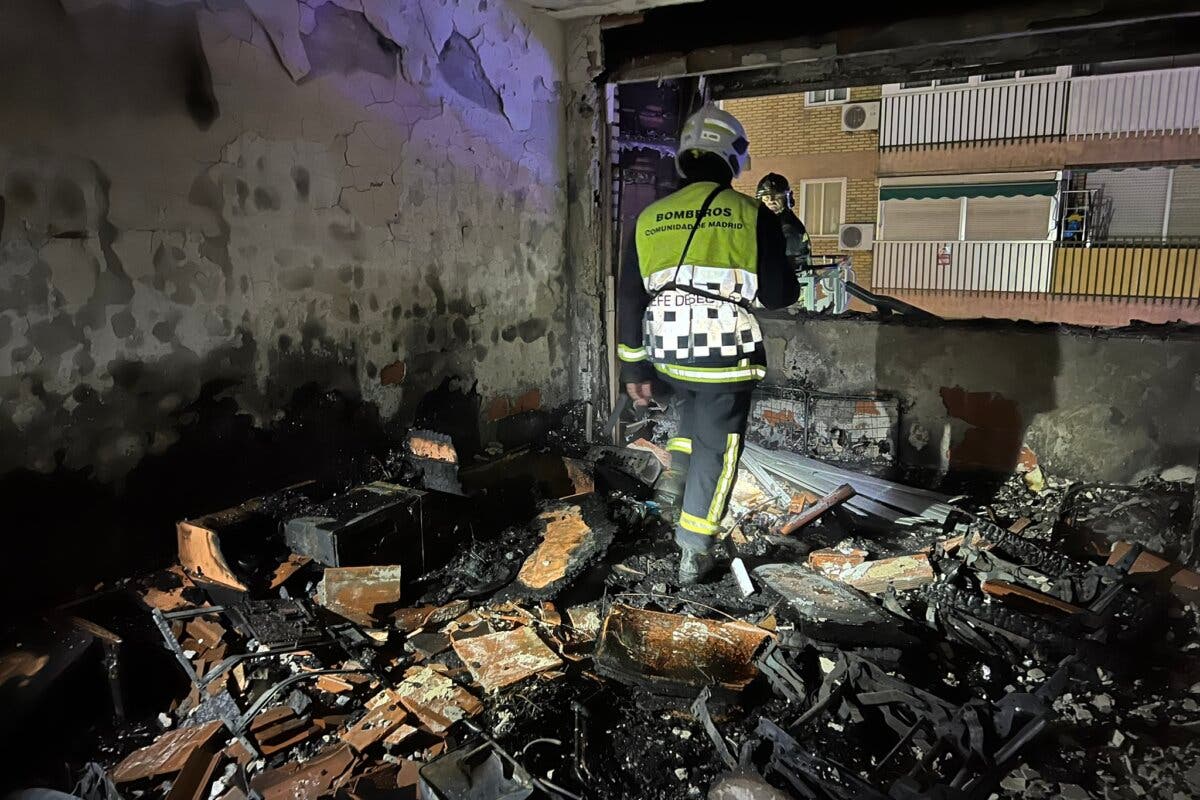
[{"xmin": 664, "ymin": 388, "xmax": 753, "ymax": 554}]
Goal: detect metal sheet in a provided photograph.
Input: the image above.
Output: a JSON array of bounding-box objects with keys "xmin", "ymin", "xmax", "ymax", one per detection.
[{"xmin": 593, "ymin": 604, "xmax": 770, "ymax": 696}]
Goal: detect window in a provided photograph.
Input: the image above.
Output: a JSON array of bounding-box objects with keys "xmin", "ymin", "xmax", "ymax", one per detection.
[
  {"xmin": 964, "ymin": 196, "xmax": 1054, "ymax": 240},
  {"xmin": 885, "ymin": 68, "xmax": 1066, "ymax": 94},
  {"xmin": 805, "ymin": 88, "xmax": 849, "ymax": 106},
  {"xmin": 1085, "ymin": 165, "xmax": 1200, "ymax": 240},
  {"xmin": 878, "ymin": 182, "xmax": 1059, "ymax": 242},
  {"xmin": 982, "ymin": 68, "xmax": 1060, "ymax": 82},
  {"xmin": 879, "ymin": 199, "xmax": 961, "ymax": 241},
  {"xmin": 901, "ymin": 77, "xmax": 969, "ymax": 90},
  {"xmin": 799, "ymin": 179, "xmax": 846, "ymax": 237}
]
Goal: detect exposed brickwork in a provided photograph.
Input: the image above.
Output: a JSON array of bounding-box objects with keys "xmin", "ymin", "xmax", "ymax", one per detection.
[{"xmin": 726, "ymin": 86, "xmax": 881, "ymax": 288}]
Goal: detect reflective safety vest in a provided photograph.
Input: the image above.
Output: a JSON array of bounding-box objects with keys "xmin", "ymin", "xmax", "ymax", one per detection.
[{"xmin": 629, "ymin": 181, "xmax": 765, "ymax": 384}]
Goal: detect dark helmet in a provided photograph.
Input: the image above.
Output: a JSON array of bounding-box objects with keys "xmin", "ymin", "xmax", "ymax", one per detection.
[{"xmin": 756, "ymin": 173, "xmax": 793, "ymax": 207}]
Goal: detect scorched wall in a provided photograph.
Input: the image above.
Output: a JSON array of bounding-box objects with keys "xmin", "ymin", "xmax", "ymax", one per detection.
[{"xmin": 0, "ymin": 0, "xmax": 585, "ymax": 603}]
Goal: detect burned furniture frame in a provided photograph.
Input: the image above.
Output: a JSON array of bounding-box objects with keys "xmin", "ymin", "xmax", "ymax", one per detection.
[
  {"xmin": 748, "ymin": 651, "xmax": 1069, "ymax": 800},
  {"xmin": 746, "ymin": 546, "xmax": 1156, "ymax": 799},
  {"xmin": 150, "ymin": 602, "xmax": 375, "ymax": 758}
]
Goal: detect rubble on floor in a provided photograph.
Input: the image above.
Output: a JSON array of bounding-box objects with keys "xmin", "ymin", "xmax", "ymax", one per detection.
[{"xmin": 2, "ymin": 416, "xmax": 1198, "ymax": 800}]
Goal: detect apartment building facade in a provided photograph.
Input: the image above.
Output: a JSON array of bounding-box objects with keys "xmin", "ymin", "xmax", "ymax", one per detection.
[
  {"xmin": 725, "ymin": 86, "xmax": 881, "ymax": 289},
  {"xmin": 725, "ymin": 58, "xmax": 1200, "ymax": 323}
]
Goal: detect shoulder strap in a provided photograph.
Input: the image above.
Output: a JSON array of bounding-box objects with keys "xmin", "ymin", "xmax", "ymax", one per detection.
[
  {"xmin": 650, "ymin": 184, "xmax": 754, "ymax": 310},
  {"xmin": 669, "ymin": 183, "xmax": 726, "ymax": 286}
]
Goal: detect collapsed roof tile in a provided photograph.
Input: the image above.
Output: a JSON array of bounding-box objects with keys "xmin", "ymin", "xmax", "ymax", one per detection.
[
  {"xmin": 830, "ymin": 553, "xmax": 935, "ymax": 595},
  {"xmin": 111, "ymin": 720, "xmax": 225, "ymax": 784},
  {"xmin": 394, "ymin": 667, "xmax": 483, "ymax": 734},
  {"xmin": 342, "ymin": 689, "xmax": 410, "ymax": 753},
  {"xmin": 249, "ymin": 743, "xmax": 356, "ymax": 800}
]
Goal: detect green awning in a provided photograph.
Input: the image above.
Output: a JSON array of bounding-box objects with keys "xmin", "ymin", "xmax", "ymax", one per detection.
[{"xmin": 880, "ymin": 181, "xmax": 1058, "ymax": 201}]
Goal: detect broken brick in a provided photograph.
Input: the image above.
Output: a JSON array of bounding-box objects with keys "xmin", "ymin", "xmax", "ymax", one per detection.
[
  {"xmin": 342, "ymin": 689, "xmax": 409, "ymax": 753},
  {"xmin": 185, "ymin": 618, "xmax": 225, "ymax": 651},
  {"xmin": 380, "ymin": 361, "xmax": 406, "ymax": 386},
  {"xmin": 563, "ymin": 458, "xmax": 596, "ymax": 496},
  {"xmin": 1108, "ymin": 542, "xmax": 1200, "ymax": 602},
  {"xmin": 485, "ymin": 396, "xmax": 512, "ymax": 422},
  {"xmin": 405, "ymin": 430, "xmax": 458, "ymax": 464},
  {"xmin": 452, "ymin": 626, "xmax": 563, "ymax": 692},
  {"xmin": 139, "ymin": 566, "xmax": 199, "ymax": 612},
  {"xmin": 315, "ymin": 565, "xmax": 403, "ymax": 626},
  {"xmin": 111, "ymin": 720, "xmax": 225, "ymax": 784},
  {"xmin": 313, "ymin": 715, "xmax": 352, "ymax": 733},
  {"xmin": 565, "ymin": 604, "xmax": 602, "ymax": 639},
  {"xmin": 163, "ymin": 744, "xmax": 223, "ymax": 800},
  {"xmin": 539, "ymin": 602, "xmax": 562, "ymax": 626},
  {"xmin": 513, "ymin": 388, "xmax": 542, "ymax": 414},
  {"xmin": 788, "ymin": 490, "xmax": 822, "ymax": 514},
  {"xmin": 249, "ymin": 744, "xmax": 356, "ymax": 800},
  {"xmin": 832, "ymin": 553, "xmax": 935, "ymax": 595},
  {"xmin": 593, "ymin": 605, "xmax": 770, "ymax": 697},
  {"xmin": 315, "ymin": 674, "xmax": 356, "ymax": 695},
  {"xmin": 761, "ymin": 408, "xmax": 797, "ymax": 426},
  {"xmin": 397, "ymin": 759, "xmax": 423, "ymax": 790},
  {"xmin": 408, "ymin": 631, "xmax": 451, "ymax": 660},
  {"xmin": 382, "ymin": 723, "xmax": 420, "ymax": 749},
  {"xmin": 222, "ymin": 741, "xmax": 254, "ymax": 770},
  {"xmin": 250, "ymin": 706, "xmax": 318, "ymax": 756},
  {"xmin": 394, "ymin": 667, "xmax": 482, "ymax": 734},
  {"xmin": 392, "ymin": 599, "xmax": 471, "ymax": 634},
  {"xmin": 807, "ymin": 548, "xmax": 869, "ymax": 573},
  {"xmin": 627, "ymin": 438, "xmax": 672, "ymax": 469}
]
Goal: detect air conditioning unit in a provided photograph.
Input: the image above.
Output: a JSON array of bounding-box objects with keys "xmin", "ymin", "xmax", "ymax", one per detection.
[
  {"xmin": 841, "ymin": 101, "xmax": 880, "ymax": 132},
  {"xmin": 839, "ymin": 223, "xmax": 875, "ymax": 251}
]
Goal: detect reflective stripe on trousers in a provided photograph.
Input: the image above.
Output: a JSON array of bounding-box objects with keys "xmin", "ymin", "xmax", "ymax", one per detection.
[{"xmin": 671, "ymin": 390, "xmax": 752, "ymax": 554}]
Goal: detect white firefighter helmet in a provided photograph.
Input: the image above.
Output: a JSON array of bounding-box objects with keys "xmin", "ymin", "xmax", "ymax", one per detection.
[{"xmin": 675, "ymin": 103, "xmax": 750, "ymax": 179}]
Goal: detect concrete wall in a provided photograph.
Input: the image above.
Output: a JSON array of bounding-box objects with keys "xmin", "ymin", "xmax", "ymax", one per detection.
[
  {"xmin": 761, "ymin": 314, "xmax": 1200, "ymax": 482},
  {"xmin": 0, "ymin": 0, "xmax": 578, "ymax": 484},
  {"xmin": 0, "ymin": 0, "xmax": 604, "ymax": 604}
]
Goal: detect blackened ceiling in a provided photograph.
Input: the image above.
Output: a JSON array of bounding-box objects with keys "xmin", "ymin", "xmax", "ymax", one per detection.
[{"xmin": 600, "ymin": 0, "xmax": 1200, "ymax": 94}]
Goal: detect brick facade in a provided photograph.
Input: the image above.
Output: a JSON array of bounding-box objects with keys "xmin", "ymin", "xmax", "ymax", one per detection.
[{"xmin": 725, "ymin": 87, "xmax": 881, "ymax": 288}]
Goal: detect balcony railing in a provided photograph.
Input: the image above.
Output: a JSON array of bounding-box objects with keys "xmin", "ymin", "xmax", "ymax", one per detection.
[
  {"xmin": 879, "ymin": 79, "xmax": 1069, "ymax": 149},
  {"xmin": 1066, "ymin": 67, "xmax": 1200, "ymax": 138},
  {"xmin": 1052, "ymin": 240, "xmax": 1200, "ymax": 300},
  {"xmin": 873, "ymin": 241, "xmax": 1055, "ymax": 293}
]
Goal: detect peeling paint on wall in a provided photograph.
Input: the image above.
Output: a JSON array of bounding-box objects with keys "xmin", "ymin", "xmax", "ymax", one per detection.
[{"xmin": 0, "ymin": 0, "xmax": 576, "ymax": 486}]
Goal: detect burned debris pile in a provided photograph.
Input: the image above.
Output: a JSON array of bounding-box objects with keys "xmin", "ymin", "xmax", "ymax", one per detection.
[{"xmin": 2, "ymin": 419, "xmax": 1199, "ymax": 800}]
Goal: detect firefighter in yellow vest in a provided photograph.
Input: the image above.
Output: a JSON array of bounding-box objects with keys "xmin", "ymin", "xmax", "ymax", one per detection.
[{"xmin": 617, "ymin": 105, "xmax": 800, "ymax": 585}]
